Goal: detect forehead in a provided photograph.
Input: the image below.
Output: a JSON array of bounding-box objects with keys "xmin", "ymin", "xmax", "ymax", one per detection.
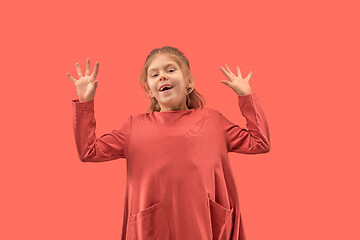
[{"xmin": 148, "ymin": 55, "xmax": 179, "ymax": 72}]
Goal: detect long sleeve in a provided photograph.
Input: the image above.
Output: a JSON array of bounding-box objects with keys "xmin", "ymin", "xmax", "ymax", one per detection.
[
  {"xmin": 219, "ymin": 93, "xmax": 270, "ymax": 154},
  {"xmin": 72, "ymin": 99, "xmax": 132, "ymax": 162}
]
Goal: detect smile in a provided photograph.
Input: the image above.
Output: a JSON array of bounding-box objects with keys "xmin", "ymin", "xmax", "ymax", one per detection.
[{"xmin": 160, "ymin": 87, "xmax": 173, "ymax": 93}]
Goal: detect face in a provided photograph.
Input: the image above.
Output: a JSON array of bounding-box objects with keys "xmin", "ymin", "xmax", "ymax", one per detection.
[{"xmin": 147, "ymin": 54, "xmax": 194, "ymax": 112}]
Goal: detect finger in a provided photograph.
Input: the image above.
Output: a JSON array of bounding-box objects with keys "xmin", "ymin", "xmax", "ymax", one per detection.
[
  {"xmin": 225, "ymin": 64, "xmax": 236, "ymax": 77},
  {"xmin": 76, "ymin": 62, "xmax": 83, "ymax": 78},
  {"xmin": 246, "ymin": 71, "xmax": 253, "ymax": 80},
  {"xmin": 91, "ymin": 80, "xmax": 97, "ymax": 88},
  {"xmin": 85, "ymin": 58, "xmax": 91, "ymax": 76},
  {"xmin": 236, "ymin": 66, "xmax": 243, "ymax": 79},
  {"xmin": 92, "ymin": 62, "xmax": 99, "ymax": 79},
  {"xmin": 220, "ymin": 66, "xmax": 232, "ymax": 80},
  {"xmin": 67, "ymin": 72, "xmax": 77, "ymax": 84},
  {"xmin": 221, "ymin": 80, "xmax": 232, "ymax": 87}
]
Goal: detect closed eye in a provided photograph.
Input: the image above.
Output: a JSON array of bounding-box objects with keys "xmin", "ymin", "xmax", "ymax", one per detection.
[{"xmin": 151, "ymin": 69, "xmax": 175, "ymax": 78}]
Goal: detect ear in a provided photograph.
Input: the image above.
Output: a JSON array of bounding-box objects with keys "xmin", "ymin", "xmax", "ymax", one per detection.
[{"xmin": 187, "ymin": 78, "xmax": 194, "ymax": 90}]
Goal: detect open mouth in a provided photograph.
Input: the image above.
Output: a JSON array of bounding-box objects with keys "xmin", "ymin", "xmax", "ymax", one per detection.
[{"xmin": 159, "ymin": 86, "xmax": 173, "ymax": 93}]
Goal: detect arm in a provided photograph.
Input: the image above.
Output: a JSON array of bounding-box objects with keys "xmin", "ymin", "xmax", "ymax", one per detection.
[
  {"xmin": 72, "ymin": 98, "xmax": 132, "ymax": 162},
  {"xmin": 219, "ymin": 93, "xmax": 270, "ymax": 154}
]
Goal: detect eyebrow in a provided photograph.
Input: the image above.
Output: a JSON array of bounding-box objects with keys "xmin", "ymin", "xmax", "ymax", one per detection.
[{"xmin": 148, "ymin": 63, "xmax": 176, "ymax": 73}]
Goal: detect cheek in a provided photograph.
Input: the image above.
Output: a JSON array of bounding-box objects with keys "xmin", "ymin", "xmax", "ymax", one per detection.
[{"xmin": 148, "ymin": 82, "xmax": 157, "ymax": 92}]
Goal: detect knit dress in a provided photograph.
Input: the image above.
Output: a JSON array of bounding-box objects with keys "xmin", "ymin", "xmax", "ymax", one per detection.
[{"xmin": 72, "ymin": 92, "xmax": 270, "ymax": 240}]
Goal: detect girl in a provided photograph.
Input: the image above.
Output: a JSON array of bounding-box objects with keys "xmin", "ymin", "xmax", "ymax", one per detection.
[{"xmin": 68, "ymin": 46, "xmax": 270, "ymax": 240}]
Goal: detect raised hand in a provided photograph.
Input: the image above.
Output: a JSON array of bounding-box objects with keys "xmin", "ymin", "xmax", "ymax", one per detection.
[
  {"xmin": 67, "ymin": 58, "xmax": 99, "ymax": 102},
  {"xmin": 220, "ymin": 64, "xmax": 252, "ymax": 96}
]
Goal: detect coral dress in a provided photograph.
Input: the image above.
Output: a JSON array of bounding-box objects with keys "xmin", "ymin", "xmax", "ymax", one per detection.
[{"xmin": 72, "ymin": 92, "xmax": 270, "ymax": 240}]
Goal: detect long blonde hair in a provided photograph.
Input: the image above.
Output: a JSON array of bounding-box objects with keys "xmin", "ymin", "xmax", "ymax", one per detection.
[{"xmin": 139, "ymin": 46, "xmax": 206, "ymax": 113}]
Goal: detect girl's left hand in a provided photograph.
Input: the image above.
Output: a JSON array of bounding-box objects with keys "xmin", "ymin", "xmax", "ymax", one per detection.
[{"xmin": 220, "ymin": 64, "xmax": 253, "ymax": 96}]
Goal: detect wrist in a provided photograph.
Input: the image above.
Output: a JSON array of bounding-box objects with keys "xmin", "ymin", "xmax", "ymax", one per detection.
[{"xmin": 237, "ymin": 90, "xmax": 252, "ymax": 96}]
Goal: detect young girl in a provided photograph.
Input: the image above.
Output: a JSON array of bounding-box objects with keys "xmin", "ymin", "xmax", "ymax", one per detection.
[{"xmin": 68, "ymin": 46, "xmax": 270, "ymax": 240}]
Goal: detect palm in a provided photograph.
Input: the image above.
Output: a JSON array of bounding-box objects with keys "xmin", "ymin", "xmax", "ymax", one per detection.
[{"xmin": 76, "ymin": 75, "xmax": 96, "ymax": 98}]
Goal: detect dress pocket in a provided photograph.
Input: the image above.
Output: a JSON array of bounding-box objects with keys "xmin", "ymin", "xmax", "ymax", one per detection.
[
  {"xmin": 126, "ymin": 201, "xmax": 171, "ymax": 240},
  {"xmin": 208, "ymin": 197, "xmax": 234, "ymax": 240}
]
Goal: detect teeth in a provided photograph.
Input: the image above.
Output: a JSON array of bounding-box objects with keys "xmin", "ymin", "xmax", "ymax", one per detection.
[{"xmin": 160, "ymin": 86, "xmax": 172, "ymax": 91}]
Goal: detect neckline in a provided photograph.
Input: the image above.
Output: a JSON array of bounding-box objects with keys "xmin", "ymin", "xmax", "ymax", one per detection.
[{"xmin": 153, "ymin": 108, "xmax": 195, "ymax": 114}]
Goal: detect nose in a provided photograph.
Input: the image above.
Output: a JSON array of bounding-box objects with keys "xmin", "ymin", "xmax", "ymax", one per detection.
[{"xmin": 159, "ymin": 71, "xmax": 168, "ymax": 81}]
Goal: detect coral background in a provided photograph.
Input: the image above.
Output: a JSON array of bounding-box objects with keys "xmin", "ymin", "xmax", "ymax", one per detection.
[{"xmin": 0, "ymin": 0, "xmax": 359, "ymax": 239}]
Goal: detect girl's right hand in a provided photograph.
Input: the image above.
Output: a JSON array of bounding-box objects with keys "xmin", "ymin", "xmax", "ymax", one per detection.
[{"xmin": 67, "ymin": 58, "xmax": 99, "ymax": 102}]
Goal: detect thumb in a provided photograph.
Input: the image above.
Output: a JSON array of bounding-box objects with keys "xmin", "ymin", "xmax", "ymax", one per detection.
[
  {"xmin": 221, "ymin": 80, "xmax": 230, "ymax": 86},
  {"xmin": 93, "ymin": 80, "xmax": 98, "ymax": 88}
]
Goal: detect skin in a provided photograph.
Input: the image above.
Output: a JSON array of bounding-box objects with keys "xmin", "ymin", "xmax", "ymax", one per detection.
[
  {"xmin": 219, "ymin": 64, "xmax": 253, "ymax": 96},
  {"xmin": 66, "ymin": 57, "xmax": 253, "ymax": 106},
  {"xmin": 147, "ymin": 54, "xmax": 194, "ymax": 112},
  {"xmin": 147, "ymin": 54, "xmax": 253, "ymax": 112},
  {"xmin": 67, "ymin": 58, "xmax": 99, "ymax": 102}
]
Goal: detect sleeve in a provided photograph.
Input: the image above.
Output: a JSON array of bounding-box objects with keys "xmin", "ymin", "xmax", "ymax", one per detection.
[
  {"xmin": 72, "ymin": 98, "xmax": 132, "ymax": 162},
  {"xmin": 219, "ymin": 93, "xmax": 271, "ymax": 154}
]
